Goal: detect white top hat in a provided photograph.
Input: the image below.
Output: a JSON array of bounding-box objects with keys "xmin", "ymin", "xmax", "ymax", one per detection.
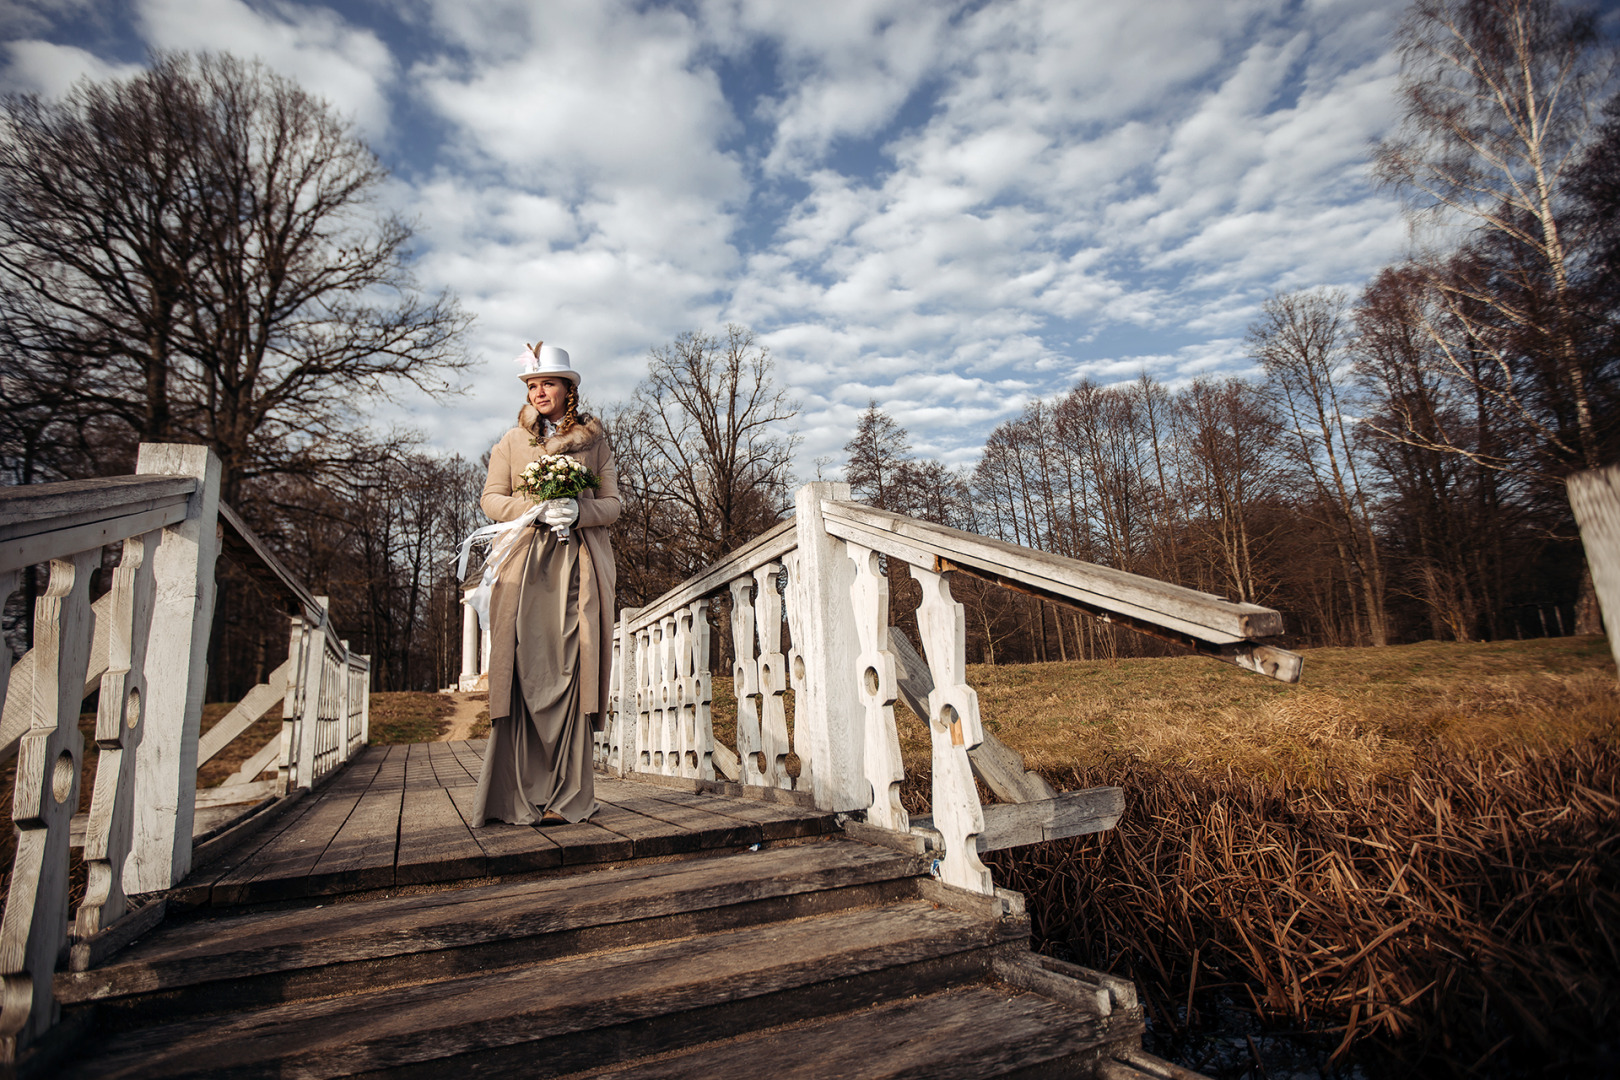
[{"xmin": 514, "ymin": 342, "xmax": 581, "ymax": 387}]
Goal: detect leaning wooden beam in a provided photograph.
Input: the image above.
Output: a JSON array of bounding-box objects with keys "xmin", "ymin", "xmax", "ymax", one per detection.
[
  {"xmin": 888, "ymin": 627, "xmax": 1057, "ymax": 804},
  {"xmin": 227, "ymin": 730, "xmax": 285, "ymax": 787},
  {"xmin": 912, "ymin": 786, "xmax": 1124, "ymax": 852},
  {"xmin": 195, "ymin": 661, "xmax": 292, "ymax": 767},
  {"xmin": 825, "ymin": 500, "xmax": 1301, "ymax": 684},
  {"xmin": 626, "ymin": 519, "xmax": 797, "ymax": 634}
]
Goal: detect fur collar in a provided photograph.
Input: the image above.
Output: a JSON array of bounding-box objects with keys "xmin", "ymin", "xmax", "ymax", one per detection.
[{"xmin": 516, "ymin": 407, "xmax": 605, "ymax": 455}]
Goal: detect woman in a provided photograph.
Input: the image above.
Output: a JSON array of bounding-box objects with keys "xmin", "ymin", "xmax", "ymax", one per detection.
[{"xmin": 474, "ymin": 343, "xmax": 619, "ymax": 826}]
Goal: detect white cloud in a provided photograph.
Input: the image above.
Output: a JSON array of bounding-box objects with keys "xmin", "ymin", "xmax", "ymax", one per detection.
[
  {"xmin": 0, "ymin": 39, "xmax": 142, "ymax": 96},
  {"xmin": 132, "ymin": 0, "xmax": 397, "ymax": 138}
]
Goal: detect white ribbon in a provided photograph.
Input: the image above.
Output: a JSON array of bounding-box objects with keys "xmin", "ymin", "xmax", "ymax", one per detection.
[{"xmin": 456, "ymin": 504, "xmax": 544, "ymax": 630}]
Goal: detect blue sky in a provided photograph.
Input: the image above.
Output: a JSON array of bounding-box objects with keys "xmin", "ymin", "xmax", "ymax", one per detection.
[{"xmin": 4, "ymin": 0, "xmax": 1580, "ymax": 473}]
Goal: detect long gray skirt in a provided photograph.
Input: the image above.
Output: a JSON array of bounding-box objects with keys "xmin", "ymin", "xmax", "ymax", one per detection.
[{"xmin": 473, "ymin": 527, "xmax": 598, "ymax": 826}]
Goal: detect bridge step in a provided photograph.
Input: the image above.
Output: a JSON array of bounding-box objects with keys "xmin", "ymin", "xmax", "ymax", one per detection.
[
  {"xmin": 57, "ymin": 838, "xmax": 927, "ymax": 1021},
  {"xmin": 46, "ymin": 765, "xmax": 1195, "ymax": 1079},
  {"xmin": 559, "ymin": 984, "xmax": 1126, "ymax": 1080},
  {"xmin": 60, "ymin": 886, "xmax": 1037, "ymax": 1077}
]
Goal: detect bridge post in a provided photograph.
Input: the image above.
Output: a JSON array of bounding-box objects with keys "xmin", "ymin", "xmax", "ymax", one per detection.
[
  {"xmin": 791, "ymin": 482, "xmax": 867, "ymax": 812},
  {"xmin": 126, "ymin": 444, "xmax": 221, "ymax": 895},
  {"xmin": 296, "ymin": 598, "xmax": 330, "ymax": 788}
]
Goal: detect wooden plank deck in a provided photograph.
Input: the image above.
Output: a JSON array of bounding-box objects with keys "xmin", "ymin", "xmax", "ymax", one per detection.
[{"xmin": 173, "ymin": 741, "xmax": 842, "ymax": 907}]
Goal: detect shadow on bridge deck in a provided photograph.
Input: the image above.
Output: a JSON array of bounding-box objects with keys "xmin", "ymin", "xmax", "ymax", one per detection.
[{"xmin": 174, "ymin": 741, "xmax": 840, "ymax": 908}]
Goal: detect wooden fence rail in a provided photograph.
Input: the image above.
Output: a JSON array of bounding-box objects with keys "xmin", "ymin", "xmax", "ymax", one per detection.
[
  {"xmin": 0, "ymin": 444, "xmax": 370, "ymax": 1063},
  {"xmin": 595, "ymin": 481, "xmax": 1305, "ymax": 899}
]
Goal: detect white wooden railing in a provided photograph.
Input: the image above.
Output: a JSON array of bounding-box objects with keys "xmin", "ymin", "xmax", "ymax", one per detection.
[
  {"xmin": 0, "ymin": 444, "xmax": 370, "ymax": 1062},
  {"xmin": 595, "ymin": 482, "xmax": 1303, "ymax": 898}
]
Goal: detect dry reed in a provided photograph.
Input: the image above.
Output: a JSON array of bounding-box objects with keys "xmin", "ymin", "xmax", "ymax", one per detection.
[{"xmin": 944, "ymin": 738, "xmax": 1620, "ymax": 1077}]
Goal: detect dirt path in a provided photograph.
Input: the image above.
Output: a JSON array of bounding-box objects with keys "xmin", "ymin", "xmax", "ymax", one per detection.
[{"xmin": 437, "ymin": 692, "xmax": 489, "ymax": 742}]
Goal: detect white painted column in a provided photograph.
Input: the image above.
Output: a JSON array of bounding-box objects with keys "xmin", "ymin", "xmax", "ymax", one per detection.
[
  {"xmin": 792, "ymin": 482, "xmax": 866, "ymax": 812},
  {"xmin": 460, "ymin": 598, "xmax": 478, "ymax": 680},
  {"xmin": 127, "ymin": 443, "xmax": 220, "ymax": 895}
]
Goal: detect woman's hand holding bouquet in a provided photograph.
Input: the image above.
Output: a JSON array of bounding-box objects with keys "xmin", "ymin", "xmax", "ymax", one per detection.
[{"xmin": 515, "ymin": 454, "xmax": 600, "ymax": 543}]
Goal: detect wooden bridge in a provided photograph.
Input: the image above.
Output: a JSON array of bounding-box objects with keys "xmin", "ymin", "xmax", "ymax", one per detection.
[{"xmin": 1, "ymin": 444, "xmax": 1304, "ymax": 1078}]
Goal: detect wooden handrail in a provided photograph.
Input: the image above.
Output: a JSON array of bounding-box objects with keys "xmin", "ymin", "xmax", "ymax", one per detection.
[
  {"xmin": 217, "ymin": 501, "xmax": 326, "ymax": 625},
  {"xmin": 820, "ymin": 499, "xmax": 1302, "ymax": 683},
  {"xmin": 0, "ymin": 475, "xmax": 197, "ymax": 574},
  {"xmin": 625, "ymin": 519, "xmax": 797, "ymax": 633}
]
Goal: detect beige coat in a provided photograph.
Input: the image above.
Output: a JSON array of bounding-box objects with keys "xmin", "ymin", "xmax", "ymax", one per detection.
[{"xmin": 481, "ymin": 411, "xmax": 620, "ymax": 729}]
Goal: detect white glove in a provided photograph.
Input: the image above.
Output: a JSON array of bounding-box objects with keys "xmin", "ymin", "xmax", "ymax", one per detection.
[{"xmin": 542, "ymin": 498, "xmax": 579, "ymax": 541}]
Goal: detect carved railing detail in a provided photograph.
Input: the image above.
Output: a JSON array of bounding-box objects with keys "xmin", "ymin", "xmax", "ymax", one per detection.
[
  {"xmin": 0, "ymin": 444, "xmax": 372, "ymax": 1059},
  {"xmin": 848, "ymin": 542, "xmax": 906, "ymax": 832},
  {"xmin": 910, "ymin": 563, "xmax": 991, "ymax": 893},
  {"xmin": 596, "ymin": 481, "xmax": 1303, "ymax": 898},
  {"xmin": 77, "ymin": 530, "xmax": 159, "ymax": 939}
]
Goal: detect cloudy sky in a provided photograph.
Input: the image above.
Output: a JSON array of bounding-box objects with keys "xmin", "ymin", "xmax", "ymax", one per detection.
[{"xmin": 3, "ymin": 0, "xmax": 1568, "ymax": 473}]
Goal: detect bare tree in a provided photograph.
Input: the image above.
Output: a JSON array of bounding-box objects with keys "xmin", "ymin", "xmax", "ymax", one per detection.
[
  {"xmin": 626, "ymin": 325, "xmax": 800, "ymax": 585},
  {"xmin": 1252, "ymin": 289, "xmax": 1391, "ymax": 644},
  {"xmin": 1373, "ymin": 0, "xmax": 1616, "ymax": 630},
  {"xmin": 0, "ymin": 53, "xmax": 470, "ymax": 503}
]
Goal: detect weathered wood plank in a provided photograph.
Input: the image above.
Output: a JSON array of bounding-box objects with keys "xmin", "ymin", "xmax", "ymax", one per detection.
[
  {"xmin": 562, "ymin": 985, "xmax": 1123, "ymax": 1080},
  {"xmin": 592, "ymin": 783, "xmax": 760, "ymax": 849},
  {"xmin": 307, "ymin": 747, "xmax": 405, "ymax": 893},
  {"xmin": 207, "ymin": 751, "xmax": 387, "ymax": 904},
  {"xmin": 63, "ymin": 840, "xmax": 924, "ymax": 997},
  {"xmin": 443, "ymin": 783, "xmax": 562, "ymax": 875},
  {"xmin": 62, "ymin": 900, "xmax": 1015, "ymax": 1080},
  {"xmin": 609, "ymin": 782, "xmax": 836, "ymax": 842},
  {"xmin": 0, "ymin": 475, "xmax": 196, "ymax": 534},
  {"xmin": 913, "ymin": 787, "xmax": 1124, "ymax": 852},
  {"xmin": 195, "ymin": 662, "xmax": 291, "ymax": 767},
  {"xmin": 395, "ymin": 783, "xmax": 486, "ymax": 885},
  {"xmin": 823, "ymin": 498, "xmax": 1283, "ymax": 640}
]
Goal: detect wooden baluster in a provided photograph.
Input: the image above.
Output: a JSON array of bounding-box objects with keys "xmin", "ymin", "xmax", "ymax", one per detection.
[
  {"xmin": 729, "ymin": 577, "xmax": 764, "ymax": 785},
  {"xmin": 689, "ymin": 600, "xmax": 714, "ymax": 781},
  {"xmin": 790, "ymin": 483, "xmax": 865, "ymax": 810},
  {"xmin": 614, "ymin": 611, "xmax": 640, "ymax": 776},
  {"xmin": 127, "ymin": 443, "xmax": 220, "ymax": 895},
  {"xmin": 754, "ymin": 563, "xmax": 792, "ymax": 790},
  {"xmin": 848, "ymin": 544, "xmax": 907, "ymax": 831},
  {"xmin": 673, "ymin": 607, "xmax": 693, "ymax": 776},
  {"xmin": 635, "ymin": 627, "xmax": 652, "ymax": 771},
  {"xmin": 659, "ymin": 617, "xmax": 679, "ymax": 774},
  {"xmin": 77, "ymin": 530, "xmax": 160, "ymax": 938},
  {"xmin": 782, "ymin": 551, "xmax": 814, "ymax": 794},
  {"xmin": 602, "ymin": 623, "xmax": 622, "ymax": 770},
  {"xmin": 909, "ymin": 564, "xmax": 993, "ymax": 895},
  {"xmin": 0, "ymin": 550, "xmax": 96, "ymax": 1057},
  {"xmin": 295, "ymin": 600, "xmax": 329, "ymax": 789}
]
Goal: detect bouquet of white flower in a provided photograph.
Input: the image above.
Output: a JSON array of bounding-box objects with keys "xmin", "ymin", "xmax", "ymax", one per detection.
[{"xmin": 514, "ymin": 453, "xmax": 600, "ymax": 543}]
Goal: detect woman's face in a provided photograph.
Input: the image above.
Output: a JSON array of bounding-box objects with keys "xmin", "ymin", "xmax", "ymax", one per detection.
[{"xmin": 527, "ymin": 376, "xmax": 571, "ymax": 421}]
